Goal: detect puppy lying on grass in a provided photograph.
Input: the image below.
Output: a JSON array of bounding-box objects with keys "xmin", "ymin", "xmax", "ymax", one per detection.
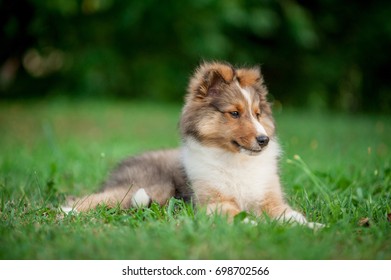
[{"xmin": 63, "ymin": 62, "xmax": 323, "ymax": 229}]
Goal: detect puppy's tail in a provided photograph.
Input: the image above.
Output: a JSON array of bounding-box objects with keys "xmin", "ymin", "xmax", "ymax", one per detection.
[{"xmin": 61, "ymin": 187, "xmax": 151, "ymax": 214}]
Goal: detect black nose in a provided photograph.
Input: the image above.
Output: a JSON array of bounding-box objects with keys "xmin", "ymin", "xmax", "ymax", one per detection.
[{"xmin": 256, "ymin": 135, "xmax": 269, "ymax": 148}]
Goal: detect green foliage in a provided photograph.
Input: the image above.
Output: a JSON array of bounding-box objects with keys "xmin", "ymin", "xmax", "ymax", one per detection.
[
  {"xmin": 1, "ymin": 0, "xmax": 390, "ymax": 112},
  {"xmin": 0, "ymin": 100, "xmax": 390, "ymax": 259}
]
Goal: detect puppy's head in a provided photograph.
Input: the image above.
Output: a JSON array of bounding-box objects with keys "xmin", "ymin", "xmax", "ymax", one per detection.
[{"xmin": 180, "ymin": 61, "xmax": 275, "ymax": 156}]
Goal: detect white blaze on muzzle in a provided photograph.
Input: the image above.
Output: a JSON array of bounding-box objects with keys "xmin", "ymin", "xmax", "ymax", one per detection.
[{"xmin": 235, "ymin": 81, "xmax": 268, "ymax": 137}]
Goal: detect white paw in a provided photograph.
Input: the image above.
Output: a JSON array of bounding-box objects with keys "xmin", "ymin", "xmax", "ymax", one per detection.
[
  {"xmin": 283, "ymin": 210, "xmax": 307, "ymax": 224},
  {"xmin": 131, "ymin": 188, "xmax": 151, "ymax": 208},
  {"xmin": 305, "ymin": 222, "xmax": 326, "ymax": 230},
  {"xmin": 60, "ymin": 206, "xmax": 77, "ymax": 214},
  {"xmin": 243, "ymin": 217, "xmax": 258, "ymax": 226},
  {"xmin": 281, "ymin": 210, "xmax": 325, "ymax": 230}
]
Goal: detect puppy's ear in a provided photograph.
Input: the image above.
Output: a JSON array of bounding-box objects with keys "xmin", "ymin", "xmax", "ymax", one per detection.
[
  {"xmin": 188, "ymin": 62, "xmax": 235, "ymax": 98},
  {"xmin": 200, "ymin": 69, "xmax": 227, "ymax": 97},
  {"xmin": 237, "ymin": 66, "xmax": 268, "ymax": 99},
  {"xmin": 236, "ymin": 66, "xmax": 263, "ymax": 88}
]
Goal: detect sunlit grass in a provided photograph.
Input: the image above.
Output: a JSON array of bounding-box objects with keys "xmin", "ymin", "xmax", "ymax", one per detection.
[{"xmin": 0, "ymin": 99, "xmax": 390, "ymax": 259}]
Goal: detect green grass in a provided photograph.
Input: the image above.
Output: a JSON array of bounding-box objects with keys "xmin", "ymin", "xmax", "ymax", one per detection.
[{"xmin": 0, "ymin": 99, "xmax": 390, "ymax": 259}]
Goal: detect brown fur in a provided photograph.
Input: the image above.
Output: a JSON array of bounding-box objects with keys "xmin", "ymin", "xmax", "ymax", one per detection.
[
  {"xmin": 236, "ymin": 67, "xmax": 263, "ymax": 88},
  {"xmin": 192, "ymin": 186, "xmax": 241, "ymax": 221},
  {"xmin": 259, "ymin": 191, "xmax": 293, "ymax": 218}
]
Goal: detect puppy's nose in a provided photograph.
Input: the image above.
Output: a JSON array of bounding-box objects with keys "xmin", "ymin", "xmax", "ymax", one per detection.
[{"xmin": 256, "ymin": 135, "xmax": 269, "ymax": 148}]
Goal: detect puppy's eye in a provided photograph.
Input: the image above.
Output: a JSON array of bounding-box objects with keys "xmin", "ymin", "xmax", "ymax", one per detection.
[
  {"xmin": 229, "ymin": 111, "xmax": 240, "ymax": 119},
  {"xmin": 255, "ymin": 109, "xmax": 263, "ymax": 118}
]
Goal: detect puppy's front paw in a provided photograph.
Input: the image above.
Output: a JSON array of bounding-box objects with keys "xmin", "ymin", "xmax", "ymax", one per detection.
[
  {"xmin": 282, "ymin": 210, "xmax": 325, "ymax": 230},
  {"xmin": 283, "ymin": 210, "xmax": 307, "ymax": 224},
  {"xmin": 243, "ymin": 217, "xmax": 258, "ymax": 226},
  {"xmin": 60, "ymin": 206, "xmax": 78, "ymax": 215},
  {"xmin": 306, "ymin": 222, "xmax": 326, "ymax": 230}
]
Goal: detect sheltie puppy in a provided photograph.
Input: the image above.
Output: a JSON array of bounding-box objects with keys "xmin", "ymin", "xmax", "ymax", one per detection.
[{"xmin": 63, "ymin": 62, "xmax": 320, "ymax": 228}]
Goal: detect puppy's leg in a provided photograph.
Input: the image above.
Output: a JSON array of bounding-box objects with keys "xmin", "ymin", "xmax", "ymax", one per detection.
[
  {"xmin": 194, "ymin": 186, "xmax": 241, "ymax": 222},
  {"xmin": 259, "ymin": 190, "xmax": 306, "ymax": 224},
  {"xmin": 205, "ymin": 201, "xmax": 241, "ymax": 222},
  {"xmin": 259, "ymin": 190, "xmax": 324, "ymax": 229},
  {"xmin": 63, "ymin": 186, "xmax": 139, "ymax": 212},
  {"xmin": 62, "ymin": 182, "xmax": 176, "ymax": 213}
]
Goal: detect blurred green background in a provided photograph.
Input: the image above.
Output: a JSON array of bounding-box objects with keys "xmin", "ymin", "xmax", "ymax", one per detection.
[{"xmin": 1, "ymin": 0, "xmax": 390, "ymax": 112}]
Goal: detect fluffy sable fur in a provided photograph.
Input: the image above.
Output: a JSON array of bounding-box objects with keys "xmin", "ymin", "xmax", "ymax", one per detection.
[
  {"xmin": 64, "ymin": 149, "xmax": 190, "ymax": 212},
  {"xmin": 63, "ymin": 62, "xmax": 320, "ymax": 228}
]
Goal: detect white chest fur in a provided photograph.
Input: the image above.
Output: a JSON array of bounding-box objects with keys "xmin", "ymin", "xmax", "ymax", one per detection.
[{"xmin": 181, "ymin": 138, "xmax": 281, "ymax": 211}]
